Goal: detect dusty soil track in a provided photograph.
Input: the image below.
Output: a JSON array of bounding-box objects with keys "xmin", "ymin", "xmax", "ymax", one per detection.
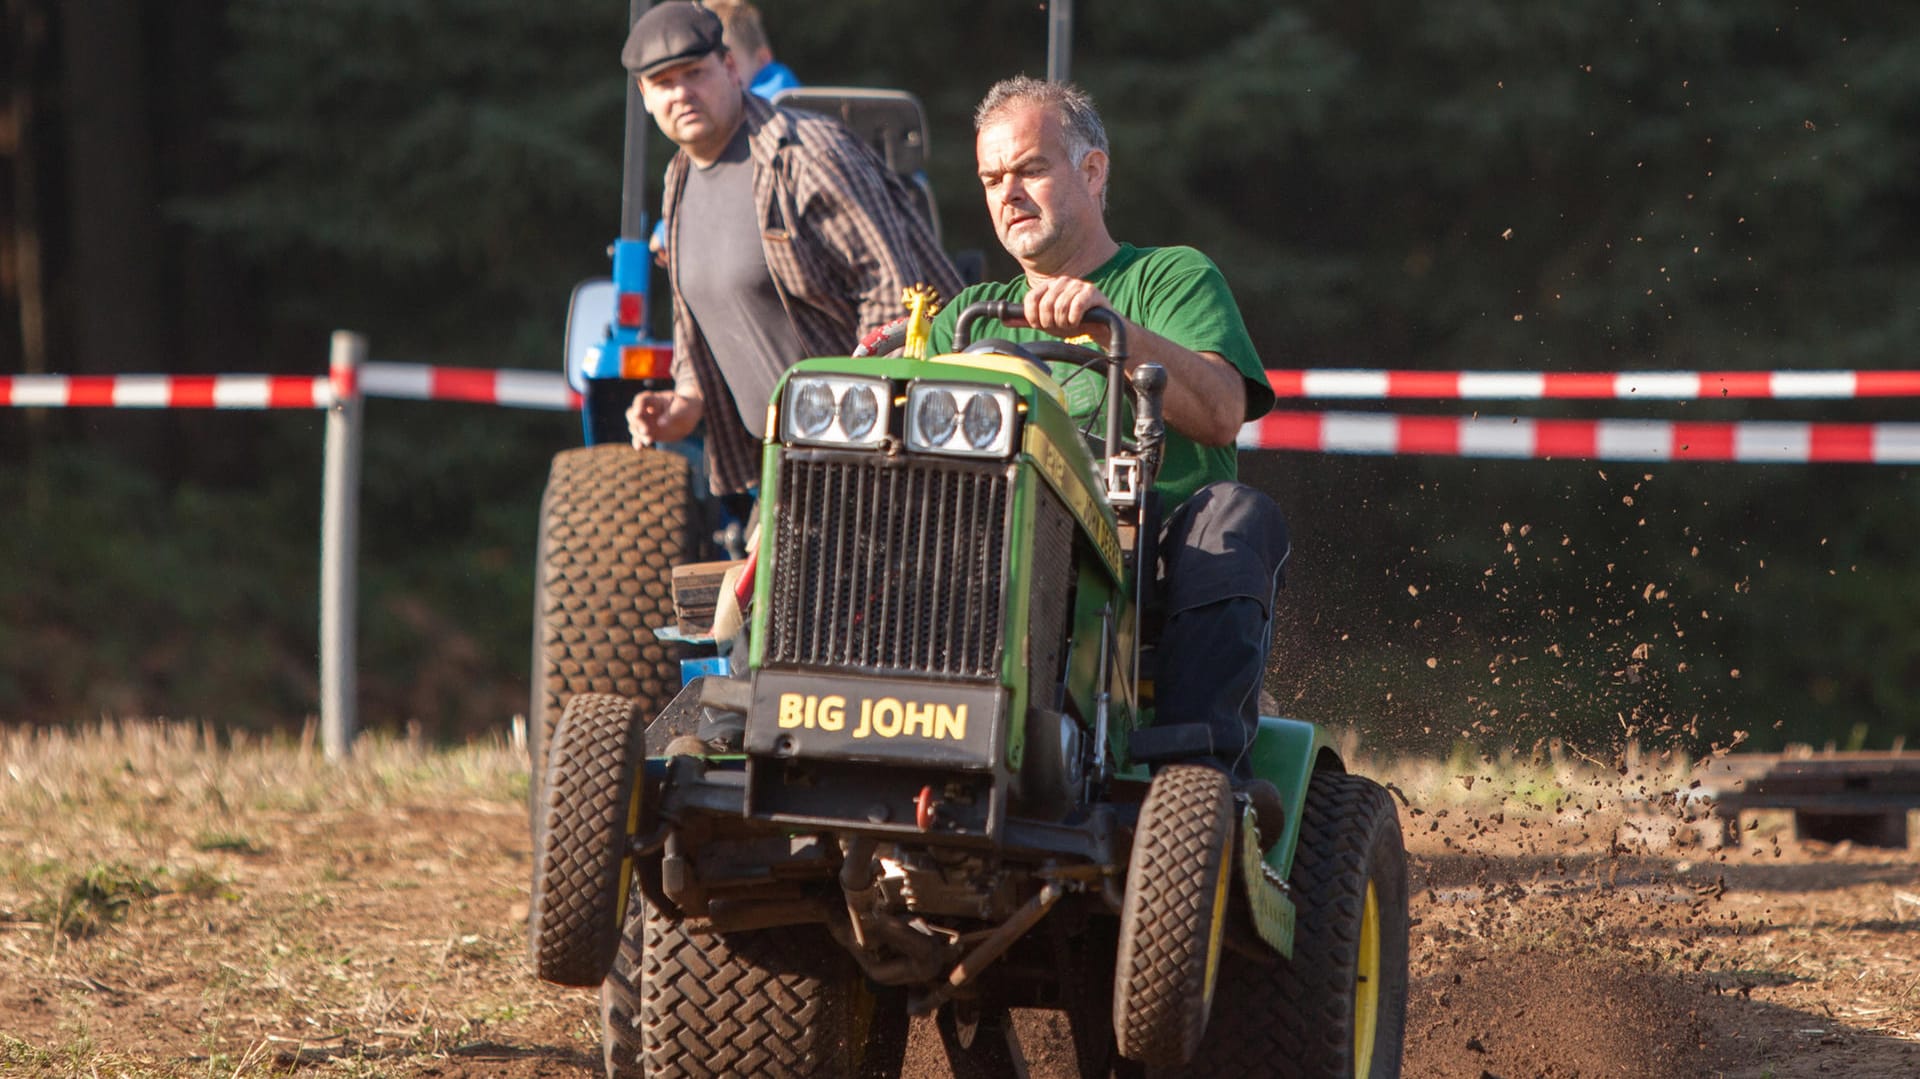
[{"xmin": 1, "ymin": 724, "xmax": 1914, "ymax": 1077}]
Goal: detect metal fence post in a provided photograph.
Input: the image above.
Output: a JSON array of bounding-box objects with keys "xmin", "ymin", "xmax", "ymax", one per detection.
[
  {"xmin": 1047, "ymin": 0, "xmax": 1073, "ymax": 83},
  {"xmin": 320, "ymin": 331, "xmax": 366, "ymax": 760}
]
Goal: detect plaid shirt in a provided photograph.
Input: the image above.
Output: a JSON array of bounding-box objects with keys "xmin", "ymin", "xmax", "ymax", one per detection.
[{"xmin": 664, "ymin": 94, "xmax": 961, "ymax": 495}]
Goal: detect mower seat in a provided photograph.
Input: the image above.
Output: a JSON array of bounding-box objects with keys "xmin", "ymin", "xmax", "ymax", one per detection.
[{"xmin": 773, "ymin": 87, "xmax": 943, "ymax": 246}]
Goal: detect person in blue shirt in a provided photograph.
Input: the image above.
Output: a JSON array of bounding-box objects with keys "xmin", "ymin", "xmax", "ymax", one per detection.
[
  {"xmin": 714, "ymin": 0, "xmax": 799, "ymax": 98},
  {"xmin": 649, "ymin": 0, "xmax": 799, "ymax": 261}
]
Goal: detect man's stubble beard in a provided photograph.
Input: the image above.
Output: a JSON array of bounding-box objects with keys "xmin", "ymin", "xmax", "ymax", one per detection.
[{"xmin": 1000, "ymin": 216, "xmax": 1059, "ymax": 263}]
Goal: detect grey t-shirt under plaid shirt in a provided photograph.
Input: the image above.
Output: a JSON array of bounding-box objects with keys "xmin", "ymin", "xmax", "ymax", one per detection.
[{"xmin": 676, "ymin": 123, "xmax": 805, "ymax": 439}]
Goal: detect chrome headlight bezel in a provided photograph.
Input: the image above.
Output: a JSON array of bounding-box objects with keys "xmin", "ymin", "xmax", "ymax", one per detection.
[
  {"xmin": 779, "ymin": 374, "xmax": 893, "ymax": 449},
  {"xmin": 905, "ymin": 381, "xmax": 1019, "ymax": 458}
]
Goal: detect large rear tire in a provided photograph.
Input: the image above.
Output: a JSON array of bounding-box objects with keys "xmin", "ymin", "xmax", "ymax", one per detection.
[
  {"xmin": 528, "ymin": 446, "xmax": 694, "ymax": 818},
  {"xmin": 600, "ymin": 901, "xmax": 909, "ymax": 1078},
  {"xmin": 1111, "ymin": 764, "xmax": 1236, "ymax": 1068},
  {"xmin": 527, "ymin": 693, "xmax": 646, "ymax": 988},
  {"xmin": 1186, "ymin": 769, "xmax": 1410, "ymax": 1078}
]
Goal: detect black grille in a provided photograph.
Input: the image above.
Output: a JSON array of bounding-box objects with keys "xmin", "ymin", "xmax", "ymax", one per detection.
[{"xmin": 768, "ymin": 452, "xmax": 1010, "ymax": 679}]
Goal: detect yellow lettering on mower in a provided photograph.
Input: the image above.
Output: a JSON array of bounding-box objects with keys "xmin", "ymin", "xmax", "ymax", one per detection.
[{"xmin": 778, "ymin": 692, "xmax": 968, "ymax": 741}]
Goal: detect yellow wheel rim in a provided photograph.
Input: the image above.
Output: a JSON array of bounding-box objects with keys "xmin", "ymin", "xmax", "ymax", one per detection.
[
  {"xmin": 614, "ymin": 781, "xmax": 645, "ymax": 929},
  {"xmin": 1201, "ymin": 831, "xmax": 1233, "ymax": 1012},
  {"xmin": 1353, "ymin": 878, "xmax": 1382, "ymax": 1077}
]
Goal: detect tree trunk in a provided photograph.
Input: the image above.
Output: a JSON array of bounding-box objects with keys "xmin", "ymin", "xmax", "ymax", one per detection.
[
  {"xmin": 58, "ymin": 0, "xmax": 166, "ymax": 376},
  {"xmin": 55, "ymin": 0, "xmax": 171, "ymax": 465},
  {"xmin": 4, "ymin": 0, "xmax": 51, "ymax": 381}
]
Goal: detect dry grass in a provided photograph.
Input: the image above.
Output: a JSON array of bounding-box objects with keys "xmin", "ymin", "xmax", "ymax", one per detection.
[{"xmin": 0, "ymin": 719, "xmax": 593, "ymax": 1078}]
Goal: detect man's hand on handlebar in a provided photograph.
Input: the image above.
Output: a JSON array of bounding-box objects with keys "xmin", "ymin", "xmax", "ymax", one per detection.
[
  {"xmin": 1017, "ymin": 277, "xmax": 1121, "ymax": 349},
  {"xmin": 627, "ymin": 390, "xmax": 702, "ymax": 449}
]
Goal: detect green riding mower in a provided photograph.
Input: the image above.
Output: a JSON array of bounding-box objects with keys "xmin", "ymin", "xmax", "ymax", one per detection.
[{"xmin": 524, "ymin": 299, "xmax": 1409, "ymax": 1077}]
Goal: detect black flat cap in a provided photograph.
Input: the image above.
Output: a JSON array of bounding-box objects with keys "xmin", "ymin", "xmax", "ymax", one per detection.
[{"xmin": 623, "ymin": 3, "xmax": 726, "ymax": 77}]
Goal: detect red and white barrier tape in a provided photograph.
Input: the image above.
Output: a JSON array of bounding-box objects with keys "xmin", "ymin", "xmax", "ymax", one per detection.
[
  {"xmin": 1240, "ymin": 410, "xmax": 1920, "ymax": 464},
  {"xmin": 359, "ymin": 363, "xmax": 578, "ymax": 410},
  {"xmin": 1267, "ymin": 369, "xmax": 1920, "ymax": 400},
  {"xmin": 17, "ymin": 365, "xmax": 1919, "ymax": 410},
  {"xmin": 11, "ymin": 367, "xmax": 1918, "ymax": 465},
  {"xmin": 0, "ymin": 373, "xmax": 334, "ymax": 409},
  {"xmin": 0, "ymin": 365, "xmax": 578, "ymax": 411}
]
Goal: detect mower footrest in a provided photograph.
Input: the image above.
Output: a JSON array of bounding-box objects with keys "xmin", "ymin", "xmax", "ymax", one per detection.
[{"xmin": 1127, "ymin": 723, "xmax": 1215, "ymax": 764}]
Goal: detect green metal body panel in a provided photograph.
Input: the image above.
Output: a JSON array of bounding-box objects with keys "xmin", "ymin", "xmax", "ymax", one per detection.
[
  {"xmin": 1235, "ymin": 804, "xmax": 1296, "ymax": 958},
  {"xmin": 1001, "ymin": 464, "xmax": 1041, "ymax": 771},
  {"xmin": 1233, "ymin": 716, "xmax": 1339, "ymax": 958},
  {"xmin": 1248, "ymin": 716, "xmax": 1338, "ymax": 882},
  {"xmin": 1061, "ymin": 557, "xmax": 1145, "ymax": 780}
]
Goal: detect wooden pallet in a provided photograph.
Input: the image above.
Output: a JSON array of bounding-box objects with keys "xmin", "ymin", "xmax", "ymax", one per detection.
[
  {"xmin": 670, "ymin": 559, "xmax": 746, "ymax": 639},
  {"xmin": 1699, "ymin": 750, "xmax": 1920, "ymax": 848}
]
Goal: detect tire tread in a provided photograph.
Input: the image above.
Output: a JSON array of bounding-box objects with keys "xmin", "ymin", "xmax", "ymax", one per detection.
[
  {"xmin": 1113, "ymin": 765, "xmax": 1236, "ymax": 1067},
  {"xmin": 1187, "ymin": 769, "xmax": 1410, "ymax": 1077},
  {"xmin": 599, "ymin": 904, "xmax": 907, "ymax": 1079},
  {"xmin": 528, "ymin": 693, "xmax": 643, "ymax": 987},
  {"xmin": 529, "ymin": 446, "xmax": 693, "ymax": 793}
]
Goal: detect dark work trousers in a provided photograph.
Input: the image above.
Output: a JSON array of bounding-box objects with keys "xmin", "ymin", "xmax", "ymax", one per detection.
[{"xmin": 1152, "ymin": 481, "xmax": 1292, "ymax": 780}]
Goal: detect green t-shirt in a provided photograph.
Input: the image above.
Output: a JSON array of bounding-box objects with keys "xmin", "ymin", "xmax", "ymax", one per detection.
[{"xmin": 928, "ymin": 244, "xmax": 1272, "ymax": 508}]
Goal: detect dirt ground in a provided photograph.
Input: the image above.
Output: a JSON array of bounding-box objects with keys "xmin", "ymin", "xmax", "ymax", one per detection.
[{"xmin": 2, "ymin": 723, "xmax": 1915, "ymax": 1078}]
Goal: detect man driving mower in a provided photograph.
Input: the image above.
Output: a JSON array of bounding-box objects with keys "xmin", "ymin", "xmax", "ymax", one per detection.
[{"xmin": 928, "ymin": 76, "xmax": 1292, "ymax": 842}]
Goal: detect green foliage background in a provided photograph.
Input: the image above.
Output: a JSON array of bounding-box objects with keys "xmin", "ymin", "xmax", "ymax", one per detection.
[{"xmin": 3, "ymin": 0, "xmax": 1915, "ymax": 751}]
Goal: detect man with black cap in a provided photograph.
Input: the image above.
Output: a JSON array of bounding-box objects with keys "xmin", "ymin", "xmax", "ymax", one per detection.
[{"xmin": 621, "ymin": 1, "xmax": 960, "ymax": 503}]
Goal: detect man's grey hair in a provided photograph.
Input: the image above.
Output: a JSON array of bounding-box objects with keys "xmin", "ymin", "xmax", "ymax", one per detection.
[{"xmin": 975, "ymin": 76, "xmax": 1110, "ymax": 209}]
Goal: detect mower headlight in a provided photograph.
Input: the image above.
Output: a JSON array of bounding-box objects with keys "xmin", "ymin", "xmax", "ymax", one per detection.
[
  {"xmin": 906, "ymin": 382, "xmax": 1018, "ymax": 458},
  {"xmin": 793, "ymin": 382, "xmax": 835, "ymax": 438},
  {"xmin": 962, "ymin": 393, "xmax": 1004, "ymax": 450},
  {"xmin": 838, "ymin": 383, "xmax": 880, "ymax": 440},
  {"xmin": 914, "ymin": 389, "xmax": 959, "ymax": 446},
  {"xmin": 780, "ymin": 375, "xmax": 891, "ymax": 448}
]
